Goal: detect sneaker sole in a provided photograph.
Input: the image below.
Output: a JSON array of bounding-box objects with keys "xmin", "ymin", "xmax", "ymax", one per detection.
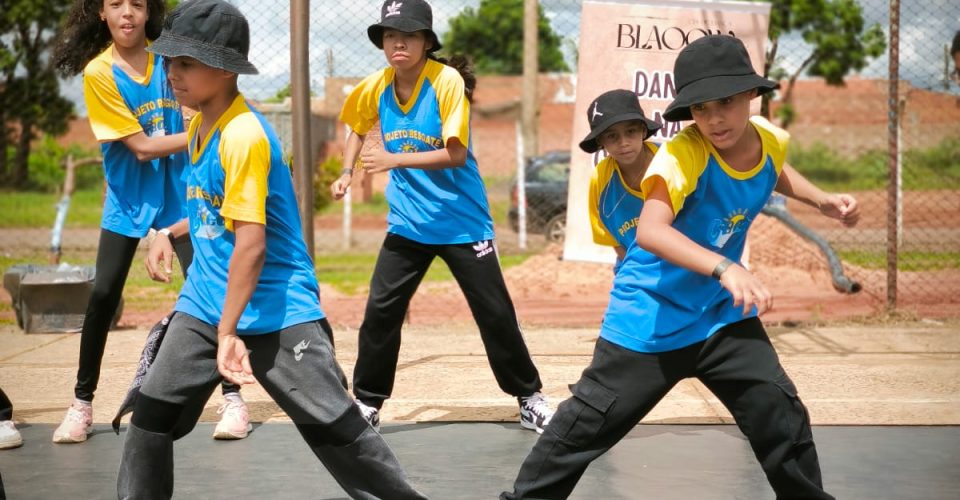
[
  {"xmin": 519, "ymin": 419, "xmax": 545, "ymax": 434},
  {"xmin": 212, "ymin": 424, "xmax": 253, "ymax": 440},
  {"xmin": 0, "ymin": 437, "xmax": 23, "ymax": 449},
  {"xmin": 52, "ymin": 432, "xmax": 89, "ymax": 444}
]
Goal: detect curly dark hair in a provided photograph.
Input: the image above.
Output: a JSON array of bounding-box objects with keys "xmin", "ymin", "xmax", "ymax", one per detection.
[
  {"xmin": 429, "ymin": 54, "xmax": 477, "ymax": 104},
  {"xmin": 952, "ymin": 30, "xmax": 960, "ymax": 57},
  {"xmin": 53, "ymin": 0, "xmax": 167, "ymax": 77}
]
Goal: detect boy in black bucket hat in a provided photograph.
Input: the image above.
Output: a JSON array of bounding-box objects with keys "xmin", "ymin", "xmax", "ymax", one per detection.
[
  {"xmin": 579, "ymin": 89, "xmax": 661, "ymax": 271},
  {"xmin": 117, "ymin": 1, "xmax": 426, "ymax": 498},
  {"xmin": 502, "ymin": 35, "xmax": 860, "ymax": 499}
]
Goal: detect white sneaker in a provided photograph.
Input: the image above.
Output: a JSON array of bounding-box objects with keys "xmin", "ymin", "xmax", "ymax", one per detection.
[
  {"xmin": 0, "ymin": 420, "xmax": 23, "ymax": 450},
  {"xmin": 213, "ymin": 398, "xmax": 252, "ymax": 440},
  {"xmin": 519, "ymin": 392, "xmax": 554, "ymax": 434},
  {"xmin": 356, "ymin": 400, "xmax": 380, "ymax": 432},
  {"xmin": 52, "ymin": 400, "xmax": 93, "ymax": 443}
]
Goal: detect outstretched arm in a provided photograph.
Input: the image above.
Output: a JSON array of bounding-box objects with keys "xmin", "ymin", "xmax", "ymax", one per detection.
[
  {"xmin": 636, "ymin": 177, "xmax": 773, "ymax": 316},
  {"xmin": 360, "ymin": 138, "xmax": 468, "ymax": 173},
  {"xmin": 775, "ymin": 163, "xmax": 860, "ymax": 227},
  {"xmin": 120, "ymin": 131, "xmax": 188, "ymax": 162}
]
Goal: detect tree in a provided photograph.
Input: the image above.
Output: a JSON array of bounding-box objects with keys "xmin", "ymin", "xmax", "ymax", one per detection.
[
  {"xmin": 1, "ymin": 0, "xmax": 74, "ymax": 188},
  {"xmin": 762, "ymin": 0, "xmax": 886, "ymax": 128},
  {"xmin": 442, "ymin": 0, "xmax": 569, "ymax": 75}
]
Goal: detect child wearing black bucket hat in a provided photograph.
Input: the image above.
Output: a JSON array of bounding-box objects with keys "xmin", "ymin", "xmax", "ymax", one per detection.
[
  {"xmin": 579, "ymin": 89, "xmax": 662, "ymax": 272},
  {"xmin": 117, "ymin": 1, "xmax": 426, "ymax": 498},
  {"xmin": 503, "ymin": 35, "xmax": 860, "ymax": 499},
  {"xmin": 330, "ymin": 0, "xmax": 555, "ymax": 435},
  {"xmin": 50, "ymin": 0, "xmax": 253, "ymax": 445}
]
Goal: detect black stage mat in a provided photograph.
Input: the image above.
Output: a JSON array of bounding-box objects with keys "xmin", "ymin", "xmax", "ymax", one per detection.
[{"xmin": 1, "ymin": 423, "xmax": 957, "ymax": 499}]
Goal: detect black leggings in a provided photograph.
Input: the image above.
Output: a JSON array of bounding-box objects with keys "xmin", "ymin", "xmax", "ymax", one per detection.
[
  {"xmin": 73, "ymin": 229, "xmax": 237, "ymax": 401},
  {"xmin": 0, "ymin": 387, "xmax": 12, "ymax": 421},
  {"xmin": 353, "ymin": 233, "xmax": 543, "ymax": 408}
]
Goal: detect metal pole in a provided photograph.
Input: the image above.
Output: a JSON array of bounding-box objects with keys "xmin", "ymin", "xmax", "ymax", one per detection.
[
  {"xmin": 342, "ymin": 124, "xmax": 353, "ymax": 251},
  {"xmin": 515, "ymin": 121, "xmax": 527, "ymax": 249},
  {"xmin": 886, "ymin": 0, "xmax": 900, "ymax": 310},
  {"xmin": 291, "ymin": 0, "xmax": 315, "ymax": 258},
  {"xmin": 522, "ymin": 0, "xmax": 539, "ymax": 158}
]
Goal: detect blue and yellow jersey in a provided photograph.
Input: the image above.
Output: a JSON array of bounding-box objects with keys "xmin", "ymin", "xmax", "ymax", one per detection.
[
  {"xmin": 83, "ymin": 45, "xmax": 187, "ymax": 237},
  {"xmin": 174, "ymin": 95, "xmax": 323, "ymax": 335},
  {"xmin": 600, "ymin": 116, "xmax": 788, "ymax": 353},
  {"xmin": 340, "ymin": 58, "xmax": 494, "ymax": 244},
  {"xmin": 588, "ymin": 141, "xmax": 659, "ymax": 251}
]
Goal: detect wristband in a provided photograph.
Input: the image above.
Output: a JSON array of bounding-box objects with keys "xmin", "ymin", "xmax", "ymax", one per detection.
[
  {"xmin": 340, "ymin": 167, "xmax": 354, "ymax": 176},
  {"xmin": 158, "ymin": 227, "xmax": 176, "ymax": 245},
  {"xmin": 711, "ymin": 258, "xmax": 734, "ymax": 280}
]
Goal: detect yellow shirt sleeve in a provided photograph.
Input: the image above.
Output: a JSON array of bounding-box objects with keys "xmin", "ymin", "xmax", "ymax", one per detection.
[
  {"xmin": 82, "ymin": 51, "xmax": 142, "ymax": 142},
  {"xmin": 218, "ymin": 112, "xmax": 270, "ymax": 231},
  {"xmin": 640, "ymin": 125, "xmax": 709, "ymax": 215},
  {"xmin": 432, "ymin": 63, "xmax": 471, "ymax": 147},
  {"xmin": 750, "ymin": 116, "xmax": 790, "ymax": 175},
  {"xmin": 339, "ymin": 69, "xmax": 388, "ymax": 136},
  {"xmin": 588, "ymin": 157, "xmax": 619, "ymax": 247}
]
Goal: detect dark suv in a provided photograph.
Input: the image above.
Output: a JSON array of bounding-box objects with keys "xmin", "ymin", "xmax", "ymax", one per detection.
[{"xmin": 508, "ymin": 151, "xmax": 570, "ymax": 243}]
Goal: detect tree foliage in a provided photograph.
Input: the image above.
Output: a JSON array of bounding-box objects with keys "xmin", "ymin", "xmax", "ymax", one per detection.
[
  {"xmin": 1, "ymin": 0, "xmax": 75, "ymax": 188},
  {"xmin": 442, "ymin": 0, "xmax": 569, "ymax": 75},
  {"xmin": 763, "ymin": 0, "xmax": 887, "ymax": 128}
]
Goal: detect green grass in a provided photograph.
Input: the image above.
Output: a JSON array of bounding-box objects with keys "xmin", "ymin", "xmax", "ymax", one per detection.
[
  {"xmin": 790, "ymin": 139, "xmax": 960, "ymax": 192},
  {"xmin": 1, "ymin": 252, "xmax": 534, "ymax": 317},
  {"xmin": 0, "ymin": 251, "xmax": 185, "ymax": 313},
  {"xmin": 839, "ymin": 250, "xmax": 960, "ymax": 271},
  {"xmin": 314, "ymin": 252, "xmax": 531, "ymax": 295},
  {"xmin": 0, "ymin": 188, "xmax": 104, "ymax": 228}
]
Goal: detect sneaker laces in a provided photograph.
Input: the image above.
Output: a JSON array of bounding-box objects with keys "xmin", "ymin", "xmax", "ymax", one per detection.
[
  {"xmin": 356, "ymin": 401, "xmax": 378, "ymax": 420},
  {"xmin": 522, "ymin": 392, "xmax": 552, "ymax": 418}
]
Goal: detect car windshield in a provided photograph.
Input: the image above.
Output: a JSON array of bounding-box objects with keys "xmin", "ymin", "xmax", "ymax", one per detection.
[{"xmin": 531, "ymin": 158, "xmax": 569, "ymax": 183}]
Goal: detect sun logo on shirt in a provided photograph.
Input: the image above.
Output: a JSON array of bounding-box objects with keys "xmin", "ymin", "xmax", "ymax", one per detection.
[
  {"xmin": 708, "ymin": 208, "xmax": 750, "ymax": 249},
  {"xmin": 400, "ymin": 140, "xmax": 419, "ymax": 153}
]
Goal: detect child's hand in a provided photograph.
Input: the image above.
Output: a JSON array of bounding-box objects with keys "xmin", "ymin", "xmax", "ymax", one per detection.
[
  {"xmin": 145, "ymin": 233, "xmax": 174, "ymax": 283},
  {"xmin": 330, "ymin": 173, "xmax": 352, "ymax": 200},
  {"xmin": 360, "ymin": 149, "xmax": 398, "ymax": 173},
  {"xmin": 719, "ymin": 264, "xmax": 774, "ymax": 316},
  {"xmin": 819, "ymin": 194, "xmax": 860, "ymax": 227},
  {"xmin": 217, "ymin": 334, "xmax": 256, "ymax": 385}
]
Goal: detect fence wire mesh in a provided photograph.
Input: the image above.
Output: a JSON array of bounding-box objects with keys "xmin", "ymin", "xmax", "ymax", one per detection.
[{"xmin": 1, "ymin": 0, "xmax": 957, "ymax": 330}]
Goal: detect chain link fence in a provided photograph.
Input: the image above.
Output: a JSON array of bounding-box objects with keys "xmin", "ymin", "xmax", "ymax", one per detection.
[{"xmin": 1, "ymin": 0, "xmax": 957, "ymax": 330}]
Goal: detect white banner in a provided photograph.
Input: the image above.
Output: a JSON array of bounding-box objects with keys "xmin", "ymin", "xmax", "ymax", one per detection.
[{"xmin": 563, "ymin": 0, "xmax": 771, "ymax": 263}]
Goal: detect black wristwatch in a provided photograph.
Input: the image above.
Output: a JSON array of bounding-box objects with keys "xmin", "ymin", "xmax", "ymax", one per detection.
[{"xmin": 711, "ymin": 258, "xmax": 735, "ymax": 280}]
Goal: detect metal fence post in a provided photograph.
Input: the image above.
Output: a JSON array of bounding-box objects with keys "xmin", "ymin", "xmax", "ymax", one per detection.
[
  {"xmin": 291, "ymin": 0, "xmax": 314, "ymax": 258},
  {"xmin": 886, "ymin": 0, "xmax": 900, "ymax": 310}
]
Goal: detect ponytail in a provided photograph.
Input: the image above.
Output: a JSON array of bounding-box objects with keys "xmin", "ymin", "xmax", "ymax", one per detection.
[{"xmin": 429, "ymin": 54, "xmax": 476, "ymax": 103}]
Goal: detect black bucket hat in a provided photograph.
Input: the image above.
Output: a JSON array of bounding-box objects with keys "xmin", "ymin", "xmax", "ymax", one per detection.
[
  {"xmin": 662, "ymin": 35, "xmax": 777, "ymax": 122},
  {"xmin": 579, "ymin": 89, "xmax": 662, "ymax": 153},
  {"xmin": 147, "ymin": 0, "xmax": 258, "ymax": 75},
  {"xmin": 368, "ymin": 0, "xmax": 442, "ymax": 53}
]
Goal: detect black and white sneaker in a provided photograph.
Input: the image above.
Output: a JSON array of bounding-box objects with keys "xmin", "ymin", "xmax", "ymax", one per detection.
[
  {"xmin": 519, "ymin": 392, "xmax": 554, "ymax": 434},
  {"xmin": 356, "ymin": 400, "xmax": 380, "ymax": 432}
]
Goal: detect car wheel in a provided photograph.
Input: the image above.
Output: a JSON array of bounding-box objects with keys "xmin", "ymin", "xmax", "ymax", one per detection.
[{"xmin": 544, "ymin": 213, "xmax": 566, "ymax": 243}]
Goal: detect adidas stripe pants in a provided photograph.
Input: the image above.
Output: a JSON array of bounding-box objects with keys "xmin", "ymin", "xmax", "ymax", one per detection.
[{"xmin": 353, "ymin": 233, "xmax": 544, "ymax": 408}]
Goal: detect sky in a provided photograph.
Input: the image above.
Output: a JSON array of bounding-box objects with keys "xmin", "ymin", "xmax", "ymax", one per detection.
[{"xmin": 59, "ymin": 0, "xmax": 960, "ymax": 116}]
